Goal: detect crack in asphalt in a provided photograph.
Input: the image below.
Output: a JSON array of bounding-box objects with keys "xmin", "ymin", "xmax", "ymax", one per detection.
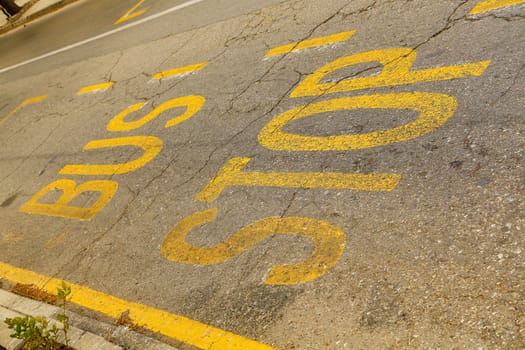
[
  {"xmin": 105, "ymin": 51, "xmax": 124, "ymax": 82},
  {"xmin": 26, "ymin": 0, "xmax": 523, "ymax": 283},
  {"xmin": 497, "ymin": 62, "xmax": 525, "ymax": 101},
  {"xmin": 280, "ymin": 191, "xmax": 298, "ymax": 218},
  {"xmin": 159, "ymin": 0, "xmax": 483, "ymax": 213},
  {"xmin": 0, "ymin": 121, "xmax": 62, "ymax": 185}
]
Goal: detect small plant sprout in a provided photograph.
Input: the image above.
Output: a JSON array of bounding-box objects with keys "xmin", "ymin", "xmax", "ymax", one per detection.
[{"xmin": 4, "ymin": 282, "xmax": 73, "ymax": 350}]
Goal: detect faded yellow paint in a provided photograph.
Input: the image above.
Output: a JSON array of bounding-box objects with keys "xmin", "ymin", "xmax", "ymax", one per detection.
[
  {"xmin": 152, "ymin": 62, "xmax": 209, "ymax": 80},
  {"xmin": 161, "ymin": 208, "xmax": 346, "ymax": 284},
  {"xmin": 290, "ymin": 48, "xmax": 490, "ymax": 97},
  {"xmin": 196, "ymin": 157, "xmax": 400, "ymax": 203},
  {"xmin": 265, "ymin": 31, "xmax": 356, "ymax": 57},
  {"xmin": 0, "ymin": 261, "xmax": 278, "ymax": 350},
  {"xmin": 45, "ymin": 232, "xmax": 68, "ymax": 249},
  {"xmin": 470, "ymin": 0, "xmax": 525, "ymax": 14},
  {"xmin": 1, "ymin": 233, "xmax": 24, "ymax": 242},
  {"xmin": 0, "ymin": 95, "xmax": 48, "ymax": 127},
  {"xmin": 76, "ymin": 82, "xmax": 114, "ymax": 95},
  {"xmin": 114, "ymin": 0, "xmax": 148, "ymax": 24},
  {"xmin": 107, "ymin": 96, "xmax": 205, "ymax": 132},
  {"xmin": 19, "ymin": 179, "xmax": 118, "ymax": 220},
  {"xmin": 59, "ymin": 136, "xmax": 163, "ymax": 175},
  {"xmin": 259, "ymin": 93, "xmax": 457, "ymax": 151}
]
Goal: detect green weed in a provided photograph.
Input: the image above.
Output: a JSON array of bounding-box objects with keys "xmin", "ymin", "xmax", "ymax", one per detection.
[{"xmin": 4, "ymin": 282, "xmax": 72, "ymax": 350}]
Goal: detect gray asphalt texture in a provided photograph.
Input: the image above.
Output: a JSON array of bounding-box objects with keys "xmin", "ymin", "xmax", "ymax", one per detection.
[{"xmin": 0, "ymin": 0, "xmax": 524, "ymax": 349}]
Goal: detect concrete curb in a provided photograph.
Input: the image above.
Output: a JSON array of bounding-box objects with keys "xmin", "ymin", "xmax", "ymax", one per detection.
[
  {"xmin": 0, "ymin": 289, "xmax": 178, "ymax": 350},
  {"xmin": 0, "ymin": 0, "xmax": 79, "ymax": 35}
]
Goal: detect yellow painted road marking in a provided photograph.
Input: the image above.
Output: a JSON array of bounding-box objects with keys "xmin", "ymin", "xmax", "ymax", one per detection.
[
  {"xmin": 77, "ymin": 82, "xmax": 114, "ymax": 95},
  {"xmin": 162, "ymin": 207, "xmax": 346, "ymax": 285},
  {"xmin": 259, "ymin": 93, "xmax": 458, "ymax": 151},
  {"xmin": 152, "ymin": 62, "xmax": 208, "ymax": 80},
  {"xmin": 107, "ymin": 95, "xmax": 205, "ymax": 132},
  {"xmin": 265, "ymin": 31, "xmax": 356, "ymax": 57},
  {"xmin": 19, "ymin": 179, "xmax": 119, "ymax": 221},
  {"xmin": 1, "ymin": 233, "xmax": 24, "ymax": 242},
  {"xmin": 470, "ymin": 0, "xmax": 525, "ymax": 14},
  {"xmin": 0, "ymin": 95, "xmax": 48, "ymax": 127},
  {"xmin": 45, "ymin": 232, "xmax": 68, "ymax": 249},
  {"xmin": 115, "ymin": 0, "xmax": 148, "ymax": 24},
  {"xmin": 196, "ymin": 157, "xmax": 401, "ymax": 203},
  {"xmin": 59, "ymin": 136, "xmax": 163, "ymax": 176},
  {"xmin": 290, "ymin": 48, "xmax": 490, "ymax": 97},
  {"xmin": 0, "ymin": 261, "xmax": 278, "ymax": 350}
]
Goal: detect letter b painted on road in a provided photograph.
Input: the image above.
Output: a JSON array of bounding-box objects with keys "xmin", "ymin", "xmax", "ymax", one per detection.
[{"xmin": 19, "ymin": 179, "xmax": 118, "ymax": 220}]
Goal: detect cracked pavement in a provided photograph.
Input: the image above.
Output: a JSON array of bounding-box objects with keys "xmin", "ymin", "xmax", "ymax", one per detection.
[{"xmin": 0, "ymin": 0, "xmax": 524, "ymax": 349}]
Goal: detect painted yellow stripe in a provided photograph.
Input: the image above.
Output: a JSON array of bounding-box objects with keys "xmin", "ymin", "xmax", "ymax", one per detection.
[
  {"xmin": 152, "ymin": 62, "xmax": 209, "ymax": 80},
  {"xmin": 0, "ymin": 261, "xmax": 277, "ymax": 350},
  {"xmin": 265, "ymin": 31, "xmax": 356, "ymax": 57},
  {"xmin": 0, "ymin": 95, "xmax": 48, "ymax": 127},
  {"xmin": 115, "ymin": 0, "xmax": 148, "ymax": 24},
  {"xmin": 77, "ymin": 82, "xmax": 114, "ymax": 95},
  {"xmin": 470, "ymin": 0, "xmax": 525, "ymax": 14}
]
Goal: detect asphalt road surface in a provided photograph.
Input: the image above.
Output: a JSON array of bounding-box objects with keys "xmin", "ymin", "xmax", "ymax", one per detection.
[{"xmin": 1, "ymin": 0, "xmax": 524, "ymax": 349}]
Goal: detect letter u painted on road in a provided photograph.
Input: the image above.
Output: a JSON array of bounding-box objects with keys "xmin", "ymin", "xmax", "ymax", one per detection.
[{"xmin": 59, "ymin": 136, "xmax": 163, "ymax": 175}]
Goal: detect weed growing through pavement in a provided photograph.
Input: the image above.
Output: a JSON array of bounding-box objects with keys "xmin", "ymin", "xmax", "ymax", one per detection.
[{"xmin": 4, "ymin": 282, "xmax": 72, "ymax": 350}]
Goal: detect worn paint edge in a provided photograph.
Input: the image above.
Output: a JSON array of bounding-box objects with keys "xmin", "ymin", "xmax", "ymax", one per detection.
[
  {"xmin": 0, "ymin": 261, "xmax": 278, "ymax": 350},
  {"xmin": 77, "ymin": 82, "xmax": 114, "ymax": 95},
  {"xmin": 265, "ymin": 31, "xmax": 356, "ymax": 57},
  {"xmin": 469, "ymin": 0, "xmax": 525, "ymax": 14},
  {"xmin": 152, "ymin": 62, "xmax": 209, "ymax": 80}
]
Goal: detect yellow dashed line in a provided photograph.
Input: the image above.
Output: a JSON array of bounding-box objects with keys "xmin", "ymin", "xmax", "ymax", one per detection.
[
  {"xmin": 0, "ymin": 95, "xmax": 48, "ymax": 127},
  {"xmin": 265, "ymin": 31, "xmax": 356, "ymax": 57},
  {"xmin": 77, "ymin": 82, "xmax": 114, "ymax": 95},
  {"xmin": 470, "ymin": 0, "xmax": 525, "ymax": 14},
  {"xmin": 152, "ymin": 62, "xmax": 209, "ymax": 80},
  {"xmin": 0, "ymin": 261, "xmax": 278, "ymax": 350}
]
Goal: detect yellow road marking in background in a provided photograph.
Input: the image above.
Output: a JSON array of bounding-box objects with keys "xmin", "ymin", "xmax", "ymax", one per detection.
[
  {"xmin": 0, "ymin": 95, "xmax": 47, "ymax": 127},
  {"xmin": 0, "ymin": 261, "xmax": 278, "ymax": 350},
  {"xmin": 45, "ymin": 232, "xmax": 69, "ymax": 249},
  {"xmin": 265, "ymin": 31, "xmax": 356, "ymax": 57},
  {"xmin": 470, "ymin": 0, "xmax": 525, "ymax": 14},
  {"xmin": 152, "ymin": 62, "xmax": 208, "ymax": 80},
  {"xmin": 1, "ymin": 233, "xmax": 24, "ymax": 242},
  {"xmin": 77, "ymin": 82, "xmax": 114, "ymax": 95},
  {"xmin": 115, "ymin": 0, "xmax": 148, "ymax": 24},
  {"xmin": 290, "ymin": 48, "xmax": 490, "ymax": 97}
]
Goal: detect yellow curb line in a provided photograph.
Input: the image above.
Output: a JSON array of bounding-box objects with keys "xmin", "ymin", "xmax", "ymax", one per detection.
[{"xmin": 0, "ymin": 261, "xmax": 278, "ymax": 350}]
